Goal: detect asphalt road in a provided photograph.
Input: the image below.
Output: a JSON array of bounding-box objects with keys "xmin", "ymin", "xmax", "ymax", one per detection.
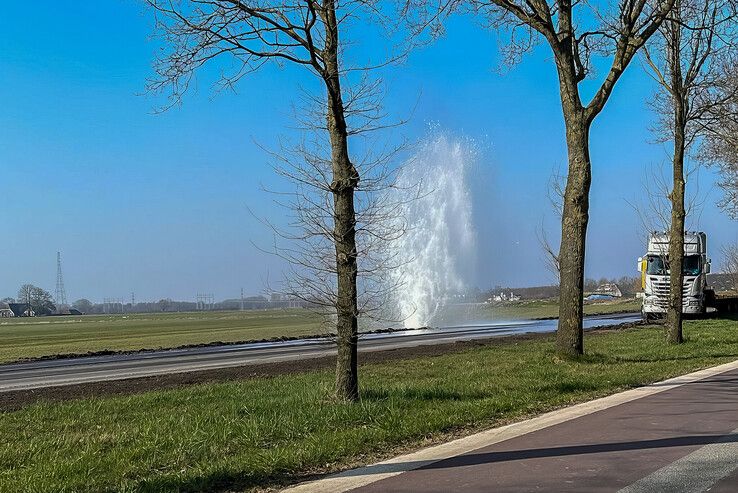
[{"xmin": 0, "ymin": 313, "xmax": 638, "ymax": 393}]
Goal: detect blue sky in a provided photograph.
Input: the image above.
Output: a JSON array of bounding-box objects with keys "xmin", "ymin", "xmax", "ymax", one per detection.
[{"xmin": 1, "ymin": 1, "xmax": 735, "ymax": 302}]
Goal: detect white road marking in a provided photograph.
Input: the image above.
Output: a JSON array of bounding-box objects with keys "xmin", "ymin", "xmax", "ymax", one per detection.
[{"xmin": 617, "ymin": 428, "xmax": 738, "ymax": 493}]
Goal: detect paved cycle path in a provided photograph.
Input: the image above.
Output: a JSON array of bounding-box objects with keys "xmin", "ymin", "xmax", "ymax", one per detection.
[
  {"xmin": 287, "ymin": 360, "xmax": 738, "ymax": 492},
  {"xmin": 356, "ymin": 367, "xmax": 738, "ymax": 492}
]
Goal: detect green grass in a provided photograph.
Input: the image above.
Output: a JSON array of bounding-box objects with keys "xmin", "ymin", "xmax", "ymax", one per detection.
[
  {"xmin": 433, "ymin": 297, "xmax": 640, "ymax": 325},
  {"xmin": 480, "ymin": 297, "xmax": 639, "ymax": 319},
  {"xmin": 1, "ymin": 317, "xmax": 737, "ymax": 493},
  {"xmin": 0, "ymin": 310, "xmax": 323, "ymax": 363},
  {"xmin": 0, "ymin": 299, "xmax": 640, "ymax": 364}
]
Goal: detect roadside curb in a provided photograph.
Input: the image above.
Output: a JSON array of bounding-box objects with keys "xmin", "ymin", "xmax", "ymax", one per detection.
[{"xmin": 282, "ymin": 359, "xmax": 738, "ymax": 493}]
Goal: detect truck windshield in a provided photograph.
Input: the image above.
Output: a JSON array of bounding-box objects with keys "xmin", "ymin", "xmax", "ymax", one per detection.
[
  {"xmin": 646, "ymin": 256, "xmax": 668, "ymax": 275},
  {"xmin": 683, "ymin": 255, "xmax": 701, "ymax": 276},
  {"xmin": 646, "ymin": 255, "xmax": 701, "ymax": 276}
]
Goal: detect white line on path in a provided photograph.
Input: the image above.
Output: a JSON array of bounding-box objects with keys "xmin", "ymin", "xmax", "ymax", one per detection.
[{"xmin": 617, "ymin": 428, "xmax": 738, "ymax": 493}]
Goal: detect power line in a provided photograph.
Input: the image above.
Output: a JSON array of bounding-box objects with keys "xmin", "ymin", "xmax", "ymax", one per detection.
[
  {"xmin": 55, "ymin": 252, "xmax": 68, "ymax": 307},
  {"xmin": 103, "ymin": 298, "xmax": 125, "ymax": 314},
  {"xmin": 196, "ymin": 293, "xmax": 215, "ymax": 310}
]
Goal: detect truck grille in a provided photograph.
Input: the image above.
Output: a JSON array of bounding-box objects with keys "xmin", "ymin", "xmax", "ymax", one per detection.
[{"xmin": 650, "ymin": 279, "xmax": 692, "ymax": 307}]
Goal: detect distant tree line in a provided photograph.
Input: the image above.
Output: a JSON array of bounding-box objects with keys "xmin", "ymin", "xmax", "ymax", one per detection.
[
  {"xmin": 0, "ymin": 292, "xmax": 312, "ymax": 316},
  {"xmin": 61, "ymin": 296, "xmax": 311, "ymax": 314}
]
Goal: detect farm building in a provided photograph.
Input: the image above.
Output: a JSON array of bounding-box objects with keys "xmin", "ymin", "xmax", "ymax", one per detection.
[
  {"xmin": 593, "ymin": 283, "xmax": 622, "ymax": 298},
  {"xmin": 8, "ymin": 303, "xmax": 34, "ymax": 317},
  {"xmin": 0, "ymin": 302, "xmax": 14, "ymax": 318}
]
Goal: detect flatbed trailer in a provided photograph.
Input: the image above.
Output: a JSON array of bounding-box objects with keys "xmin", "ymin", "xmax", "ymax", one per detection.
[{"xmin": 705, "ymin": 290, "xmax": 738, "ymax": 314}]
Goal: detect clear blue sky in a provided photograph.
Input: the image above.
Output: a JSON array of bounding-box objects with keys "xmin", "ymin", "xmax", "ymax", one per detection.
[{"xmin": 1, "ymin": 1, "xmax": 735, "ymax": 302}]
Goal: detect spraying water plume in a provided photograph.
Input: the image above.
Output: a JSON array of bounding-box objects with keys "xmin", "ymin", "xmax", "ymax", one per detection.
[{"xmin": 388, "ymin": 133, "xmax": 476, "ymax": 328}]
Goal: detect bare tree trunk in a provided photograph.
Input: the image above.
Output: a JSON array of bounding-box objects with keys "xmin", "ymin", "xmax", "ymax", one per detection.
[
  {"xmin": 664, "ymin": 11, "xmax": 686, "ymax": 345},
  {"xmin": 667, "ymin": 97, "xmax": 686, "ymax": 344},
  {"xmin": 323, "ymin": 1, "xmax": 360, "ymax": 401},
  {"xmin": 557, "ymin": 106, "xmax": 592, "ymax": 357}
]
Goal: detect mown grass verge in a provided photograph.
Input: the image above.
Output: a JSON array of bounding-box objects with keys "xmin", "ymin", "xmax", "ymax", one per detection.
[
  {"xmin": 459, "ymin": 297, "xmax": 641, "ymax": 321},
  {"xmin": 1, "ymin": 317, "xmax": 736, "ymax": 492}
]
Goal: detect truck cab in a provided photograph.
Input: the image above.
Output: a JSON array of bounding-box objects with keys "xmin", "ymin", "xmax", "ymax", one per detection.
[{"xmin": 637, "ymin": 231, "xmax": 711, "ymax": 320}]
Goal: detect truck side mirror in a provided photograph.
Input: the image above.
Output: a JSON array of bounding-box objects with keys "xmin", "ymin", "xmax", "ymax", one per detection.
[
  {"xmin": 705, "ymin": 262, "xmax": 711, "ymax": 274},
  {"xmin": 637, "ymin": 257, "xmax": 643, "ymax": 273}
]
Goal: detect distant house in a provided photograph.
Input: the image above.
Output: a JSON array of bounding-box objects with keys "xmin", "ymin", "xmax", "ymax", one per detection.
[
  {"xmin": 488, "ymin": 291, "xmax": 521, "ymax": 303},
  {"xmin": 8, "ymin": 303, "xmax": 34, "ymax": 317},
  {"xmin": 590, "ymin": 283, "xmax": 623, "ymax": 299},
  {"xmin": 0, "ymin": 303, "xmax": 14, "ymax": 318}
]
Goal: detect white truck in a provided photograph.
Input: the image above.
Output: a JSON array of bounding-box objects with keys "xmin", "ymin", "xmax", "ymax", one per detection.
[{"xmin": 637, "ymin": 231, "xmax": 711, "ymax": 320}]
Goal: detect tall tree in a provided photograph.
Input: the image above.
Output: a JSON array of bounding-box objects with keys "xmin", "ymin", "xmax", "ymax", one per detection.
[
  {"xmin": 17, "ymin": 284, "xmax": 34, "ymax": 311},
  {"xmin": 407, "ymin": 0, "xmax": 676, "ymax": 355},
  {"xmin": 146, "ymin": 0, "xmax": 400, "ymax": 400},
  {"xmin": 18, "ymin": 284, "xmax": 56, "ymax": 315},
  {"xmin": 72, "ymin": 299, "xmax": 94, "ymax": 314},
  {"xmin": 706, "ymin": 123, "xmax": 738, "ymax": 215},
  {"xmin": 30, "ymin": 287, "xmax": 56, "ymax": 316},
  {"xmin": 643, "ymin": 0, "xmax": 738, "ymax": 343},
  {"xmin": 700, "ymin": 43, "xmax": 738, "ymax": 217}
]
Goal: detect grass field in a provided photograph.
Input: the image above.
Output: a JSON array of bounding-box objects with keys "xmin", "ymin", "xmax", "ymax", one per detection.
[
  {"xmin": 1, "ymin": 317, "xmax": 736, "ymax": 492},
  {"xmin": 0, "ymin": 298, "xmax": 640, "ymax": 364},
  {"xmin": 436, "ymin": 297, "xmax": 640, "ymax": 324},
  {"xmin": 0, "ymin": 310, "xmax": 324, "ymax": 364}
]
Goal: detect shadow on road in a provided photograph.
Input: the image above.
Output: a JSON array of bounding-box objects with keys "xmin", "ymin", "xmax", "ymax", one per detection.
[{"xmin": 334, "ymin": 432, "xmax": 738, "ymax": 478}]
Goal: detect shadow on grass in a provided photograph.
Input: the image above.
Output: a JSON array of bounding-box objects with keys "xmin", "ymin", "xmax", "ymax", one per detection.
[
  {"xmin": 535, "ymin": 380, "xmax": 604, "ymax": 394},
  {"xmin": 361, "ymin": 387, "xmax": 491, "ymax": 402},
  {"xmin": 609, "ymin": 353, "xmax": 737, "ymax": 364},
  {"xmin": 135, "ymin": 470, "xmax": 311, "ymax": 493},
  {"xmin": 576, "ymin": 351, "xmax": 738, "ymax": 365},
  {"xmin": 614, "ymin": 354, "xmax": 738, "ymax": 364}
]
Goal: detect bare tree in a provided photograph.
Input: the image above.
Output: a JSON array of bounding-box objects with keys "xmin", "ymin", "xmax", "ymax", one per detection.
[
  {"xmin": 627, "ymin": 163, "xmax": 706, "ymax": 323},
  {"xmin": 627, "ymin": 162, "xmax": 706, "ymax": 245},
  {"xmin": 405, "ymin": 0, "xmax": 677, "ymax": 356},
  {"xmin": 537, "ymin": 226, "xmax": 561, "ymax": 283},
  {"xmin": 706, "ymin": 127, "xmax": 738, "ymax": 216},
  {"xmin": 643, "ymin": 0, "xmax": 738, "ymax": 343},
  {"xmin": 17, "ymin": 284, "xmax": 55, "ymax": 316},
  {"xmin": 146, "ymin": 0, "xmax": 402, "ymax": 401},
  {"xmin": 17, "ymin": 285, "xmax": 34, "ymax": 312},
  {"xmin": 260, "ymin": 126, "xmax": 411, "ymax": 322},
  {"xmin": 700, "ymin": 58, "xmax": 738, "ymax": 216},
  {"xmin": 536, "ymin": 168, "xmax": 565, "ymax": 284},
  {"xmin": 721, "ymin": 241, "xmax": 738, "ymax": 293}
]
